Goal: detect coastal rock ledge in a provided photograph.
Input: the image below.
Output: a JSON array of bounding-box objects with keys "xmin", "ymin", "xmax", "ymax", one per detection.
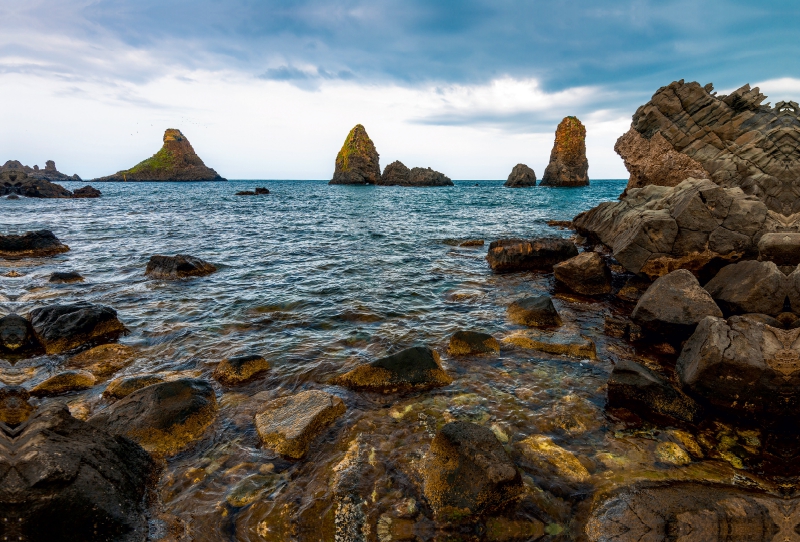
[{"xmin": 93, "ymin": 129, "xmax": 225, "ymax": 182}]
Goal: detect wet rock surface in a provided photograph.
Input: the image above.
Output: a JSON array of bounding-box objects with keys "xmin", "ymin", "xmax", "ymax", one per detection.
[
  {"xmin": 213, "ymin": 354, "xmax": 270, "ymax": 384},
  {"xmin": 49, "ymin": 270, "xmax": 84, "ymax": 283},
  {"xmin": 103, "ymin": 374, "xmax": 166, "ymax": 400},
  {"xmin": 330, "ymin": 124, "xmax": 381, "ymax": 185},
  {"xmin": 503, "ymin": 329, "xmax": 597, "ymax": 359},
  {"xmin": 507, "ymin": 295, "xmax": 563, "ymax": 327},
  {"xmin": 540, "ymin": 116, "xmax": 589, "ymax": 187},
  {"xmin": 29, "ymin": 303, "xmax": 127, "ymax": 354},
  {"xmin": 67, "ymin": 343, "xmax": 137, "ymax": 378},
  {"xmin": 0, "ymin": 386, "xmax": 33, "ymax": 425},
  {"xmin": 703, "ymin": 260, "xmax": 794, "ymax": 316},
  {"xmin": 447, "ymin": 330, "xmax": 500, "ymax": 356},
  {"xmin": 504, "ymin": 163, "xmax": 537, "ymax": 187},
  {"xmin": 30, "ymin": 370, "xmax": 97, "ymax": 397},
  {"xmin": 487, "ymin": 237, "xmax": 578, "ymax": 273},
  {"xmin": 553, "ymin": 251, "xmax": 612, "ymax": 295},
  {"xmin": 254, "ymin": 390, "xmax": 346, "ymax": 459},
  {"xmin": 0, "ymin": 229, "xmax": 69, "ymax": 259},
  {"xmin": 0, "ymin": 314, "xmax": 37, "ymax": 354},
  {"xmin": 145, "ymin": 253, "xmax": 217, "ymax": 279},
  {"xmin": 333, "ymin": 346, "xmax": 452, "ymax": 393}
]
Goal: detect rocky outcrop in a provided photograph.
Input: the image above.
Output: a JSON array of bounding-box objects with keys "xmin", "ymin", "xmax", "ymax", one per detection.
[
  {"xmin": 90, "ymin": 378, "xmax": 217, "ymax": 456},
  {"xmin": 553, "ymin": 251, "xmax": 612, "ymax": 295},
  {"xmin": 0, "ymin": 159, "xmax": 81, "ymax": 182},
  {"xmin": 573, "ymin": 178, "xmax": 769, "ymax": 278},
  {"xmin": 29, "ymin": 303, "xmax": 127, "ymax": 354},
  {"xmin": 254, "ymin": 390, "xmax": 345, "ymax": 459},
  {"xmin": 0, "ymin": 170, "xmax": 72, "ymax": 198},
  {"xmin": 540, "ymin": 116, "xmax": 589, "ymax": 187},
  {"xmin": 332, "ymin": 346, "xmax": 452, "ymax": 393},
  {"xmin": 93, "ymin": 129, "xmax": 225, "ymax": 182},
  {"xmin": 0, "ymin": 230, "xmax": 70, "ymax": 259},
  {"xmin": 507, "ymin": 296, "xmax": 563, "ymax": 327},
  {"xmin": 486, "ymin": 237, "xmax": 578, "ymax": 273},
  {"xmin": 758, "ymin": 232, "xmax": 800, "ymax": 265},
  {"xmin": 329, "ymin": 124, "xmax": 381, "ymax": 185},
  {"xmin": 0, "ymin": 404, "xmax": 155, "ymax": 542},
  {"xmin": 72, "ymin": 185, "xmax": 102, "ymax": 198},
  {"xmin": 504, "ymin": 163, "xmax": 537, "ymax": 187},
  {"xmin": 145, "ymin": 254, "xmax": 217, "ymax": 279},
  {"xmin": 378, "ymin": 160, "xmax": 410, "ymax": 185},
  {"xmin": 213, "ymin": 354, "xmax": 270, "ymax": 385},
  {"xmin": 422, "ymin": 422, "xmax": 523, "ymax": 519}
]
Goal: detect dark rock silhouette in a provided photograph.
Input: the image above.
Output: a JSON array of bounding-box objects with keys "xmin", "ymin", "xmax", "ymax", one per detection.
[
  {"xmin": 145, "ymin": 254, "xmax": 216, "ymax": 279},
  {"xmin": 504, "ymin": 163, "xmax": 537, "ymax": 187},
  {"xmin": 486, "ymin": 237, "xmax": 578, "ymax": 273},
  {"xmin": 29, "ymin": 303, "xmax": 127, "ymax": 354},
  {"xmin": 72, "ymin": 185, "xmax": 101, "ymax": 198},
  {"xmin": 0, "ymin": 170, "xmax": 72, "ymax": 198},
  {"xmin": 378, "ymin": 160, "xmax": 410, "ymax": 185},
  {"xmin": 0, "ymin": 230, "xmax": 70, "ymax": 259}
]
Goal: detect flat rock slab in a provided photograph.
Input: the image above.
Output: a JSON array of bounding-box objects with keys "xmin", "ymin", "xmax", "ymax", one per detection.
[
  {"xmin": 553, "ymin": 251, "xmax": 612, "ymax": 295},
  {"xmin": 0, "ymin": 230, "xmax": 69, "ymax": 259},
  {"xmin": 90, "ymin": 378, "xmax": 217, "ymax": 456},
  {"xmin": 213, "ymin": 354, "xmax": 270, "ymax": 385},
  {"xmin": 254, "ymin": 390, "xmax": 345, "ymax": 459},
  {"xmin": 333, "ymin": 346, "xmax": 452, "ymax": 393},
  {"xmin": 502, "ymin": 329, "xmax": 596, "ymax": 359},
  {"xmin": 30, "ymin": 370, "xmax": 96, "ymax": 397},
  {"xmin": 486, "ymin": 237, "xmax": 578, "ymax": 273},
  {"xmin": 447, "ymin": 331, "xmax": 500, "ymax": 356},
  {"xmin": 29, "ymin": 303, "xmax": 127, "ymax": 354},
  {"xmin": 508, "ymin": 295, "xmax": 562, "ymax": 327},
  {"xmin": 423, "ymin": 421, "xmax": 523, "ymax": 520},
  {"xmin": 145, "ymin": 254, "xmax": 216, "ymax": 279},
  {"xmin": 67, "ymin": 343, "xmax": 137, "ymax": 379},
  {"xmin": 0, "ymin": 404, "xmax": 155, "ymax": 542}
]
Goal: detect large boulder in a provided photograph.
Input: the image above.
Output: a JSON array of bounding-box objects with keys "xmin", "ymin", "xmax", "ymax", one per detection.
[
  {"xmin": 377, "ymin": 160, "xmax": 410, "ymax": 185},
  {"xmin": 486, "ymin": 237, "xmax": 578, "ymax": 273},
  {"xmin": 553, "ymin": 252, "xmax": 612, "ymax": 295},
  {"xmin": 0, "ymin": 170, "xmax": 73, "ymax": 198},
  {"xmin": 254, "ymin": 390, "xmax": 345, "ymax": 459},
  {"xmin": 49, "ymin": 270, "xmax": 84, "ymax": 283},
  {"xmin": 329, "ymin": 124, "xmax": 381, "ymax": 185},
  {"xmin": 0, "ymin": 313, "xmax": 38, "ymax": 354},
  {"xmin": 144, "ymin": 254, "xmax": 216, "ymax": 279},
  {"xmin": 540, "ymin": 116, "xmax": 589, "ymax": 187},
  {"xmin": 0, "ymin": 230, "xmax": 70, "ymax": 259},
  {"xmin": 573, "ymin": 178, "xmax": 769, "ymax": 279},
  {"xmin": 213, "ymin": 354, "xmax": 270, "ymax": 385},
  {"xmin": 607, "ymin": 358, "xmax": 702, "ymax": 425},
  {"xmin": 67, "ymin": 343, "xmax": 137, "ymax": 379},
  {"xmin": 631, "ymin": 269, "xmax": 722, "ymax": 337},
  {"xmin": 447, "ymin": 331, "xmax": 500, "ymax": 356},
  {"xmin": 0, "ymin": 404, "xmax": 155, "ymax": 542},
  {"xmin": 93, "ymin": 129, "xmax": 225, "ymax": 182},
  {"xmin": 676, "ymin": 315, "xmax": 800, "ymax": 419},
  {"xmin": 422, "ymin": 421, "xmax": 523, "ymax": 519},
  {"xmin": 72, "ymin": 185, "xmax": 102, "ymax": 198},
  {"xmin": 507, "ymin": 296, "xmax": 563, "ymax": 327},
  {"xmin": 405, "ymin": 167, "xmax": 453, "ymax": 186},
  {"xmin": 332, "ymin": 346, "xmax": 452, "ymax": 393},
  {"xmin": 703, "ymin": 260, "xmax": 792, "ymax": 316},
  {"xmin": 757, "ymin": 232, "xmax": 800, "ymax": 265},
  {"xmin": 90, "ymin": 378, "xmax": 217, "ymax": 456},
  {"xmin": 29, "ymin": 303, "xmax": 127, "ymax": 354},
  {"xmin": 504, "ymin": 163, "xmax": 537, "ymax": 187}
]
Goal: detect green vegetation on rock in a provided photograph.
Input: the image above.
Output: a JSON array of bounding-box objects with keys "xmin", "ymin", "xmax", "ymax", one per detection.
[{"xmin": 123, "ymin": 147, "xmax": 176, "ymax": 175}]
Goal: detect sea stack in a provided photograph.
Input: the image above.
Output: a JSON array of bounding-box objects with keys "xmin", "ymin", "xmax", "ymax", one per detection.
[
  {"xmin": 93, "ymin": 129, "xmax": 225, "ymax": 182},
  {"xmin": 540, "ymin": 116, "xmax": 589, "ymax": 187},
  {"xmin": 329, "ymin": 124, "xmax": 381, "ymax": 185},
  {"xmin": 504, "ymin": 163, "xmax": 537, "ymax": 187}
]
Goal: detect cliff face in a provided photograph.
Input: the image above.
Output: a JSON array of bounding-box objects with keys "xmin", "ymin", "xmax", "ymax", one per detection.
[
  {"xmin": 329, "ymin": 125, "xmax": 381, "ymax": 185},
  {"xmin": 0, "ymin": 160, "xmax": 81, "ymax": 182},
  {"xmin": 540, "ymin": 117, "xmax": 589, "ymax": 187},
  {"xmin": 94, "ymin": 129, "xmax": 225, "ymax": 182},
  {"xmin": 616, "ymin": 80, "xmax": 800, "ymax": 214}
]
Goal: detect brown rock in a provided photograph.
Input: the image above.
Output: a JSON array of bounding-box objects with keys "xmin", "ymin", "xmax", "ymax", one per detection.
[
  {"xmin": 29, "ymin": 303, "xmax": 127, "ymax": 355},
  {"xmin": 553, "ymin": 251, "xmax": 612, "ymax": 295},
  {"xmin": 507, "ymin": 296, "xmax": 562, "ymax": 327},
  {"xmin": 0, "ymin": 386, "xmax": 33, "ymax": 425},
  {"xmin": 103, "ymin": 374, "xmax": 165, "ymax": 400},
  {"xmin": 213, "ymin": 354, "xmax": 270, "ymax": 385},
  {"xmin": 486, "ymin": 237, "xmax": 578, "ymax": 273},
  {"xmin": 332, "ymin": 346, "xmax": 452, "ymax": 393},
  {"xmin": 71, "ymin": 185, "xmax": 101, "ymax": 198},
  {"xmin": 49, "ymin": 271, "xmax": 84, "ymax": 283},
  {"xmin": 703, "ymin": 260, "xmax": 788, "ymax": 316},
  {"xmin": 254, "ymin": 390, "xmax": 345, "ymax": 459},
  {"xmin": 145, "ymin": 254, "xmax": 216, "ymax": 279},
  {"xmin": 447, "ymin": 331, "xmax": 500, "ymax": 356},
  {"xmin": 502, "ymin": 329, "xmax": 597, "ymax": 359},
  {"xmin": 540, "ymin": 116, "xmax": 589, "ymax": 187},
  {"xmin": 329, "ymin": 124, "xmax": 381, "ymax": 185},
  {"xmin": 30, "ymin": 370, "xmax": 97, "ymax": 397},
  {"xmin": 0, "ymin": 313, "xmax": 38, "ymax": 354},
  {"xmin": 378, "ymin": 160, "xmax": 410, "ymax": 185},
  {"xmin": 0, "ymin": 230, "xmax": 70, "ymax": 259},
  {"xmin": 758, "ymin": 232, "xmax": 800, "ymax": 266},
  {"xmin": 504, "ymin": 163, "xmax": 537, "ymax": 187},
  {"xmin": 67, "ymin": 344, "xmax": 137, "ymax": 378}
]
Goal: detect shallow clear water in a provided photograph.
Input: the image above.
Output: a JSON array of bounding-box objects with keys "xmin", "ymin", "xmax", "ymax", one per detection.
[{"xmin": 4, "ymin": 179, "xmax": 677, "ymax": 541}]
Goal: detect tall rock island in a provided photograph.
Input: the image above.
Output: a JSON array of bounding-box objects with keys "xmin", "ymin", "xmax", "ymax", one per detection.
[
  {"xmin": 329, "ymin": 124, "xmax": 381, "ymax": 185},
  {"xmin": 94, "ymin": 129, "xmax": 225, "ymax": 182},
  {"xmin": 540, "ymin": 116, "xmax": 589, "ymax": 187}
]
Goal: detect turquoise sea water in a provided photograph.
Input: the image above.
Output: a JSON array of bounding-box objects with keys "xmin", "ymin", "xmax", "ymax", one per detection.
[{"xmin": 1, "ymin": 179, "xmax": 630, "ymax": 540}]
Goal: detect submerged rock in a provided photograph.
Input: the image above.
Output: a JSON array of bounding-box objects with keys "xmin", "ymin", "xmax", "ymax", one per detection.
[
  {"xmin": 254, "ymin": 390, "xmax": 345, "ymax": 459},
  {"xmin": 503, "ymin": 329, "xmax": 596, "ymax": 359},
  {"xmin": 518, "ymin": 434, "xmax": 590, "ymax": 483},
  {"xmin": 71, "ymin": 185, "xmax": 102, "ymax": 198},
  {"xmin": 507, "ymin": 296, "xmax": 563, "ymax": 327},
  {"xmin": 447, "ymin": 330, "xmax": 500, "ymax": 356},
  {"xmin": 93, "ymin": 128, "xmax": 225, "ymax": 182},
  {"xmin": 0, "ymin": 313, "xmax": 38, "ymax": 354},
  {"xmin": 553, "ymin": 251, "xmax": 612, "ymax": 295},
  {"xmin": 332, "ymin": 346, "xmax": 452, "ymax": 393},
  {"xmin": 49, "ymin": 271, "xmax": 84, "ymax": 283},
  {"xmin": 504, "ymin": 163, "xmax": 537, "ymax": 187},
  {"xmin": 0, "ymin": 169, "xmax": 73, "ymax": 198},
  {"xmin": 423, "ymin": 421, "xmax": 523, "ymax": 519},
  {"xmin": 213, "ymin": 354, "xmax": 270, "ymax": 385},
  {"xmin": 631, "ymin": 269, "xmax": 722, "ymax": 337},
  {"xmin": 90, "ymin": 378, "xmax": 217, "ymax": 456},
  {"xmin": 0, "ymin": 404, "xmax": 155, "ymax": 542},
  {"xmin": 486, "ymin": 237, "xmax": 578, "ymax": 273},
  {"xmin": 145, "ymin": 254, "xmax": 216, "ymax": 279},
  {"xmin": 607, "ymin": 358, "xmax": 702, "ymax": 425},
  {"xmin": 29, "ymin": 303, "xmax": 126, "ymax": 355},
  {"xmin": 30, "ymin": 370, "xmax": 97, "ymax": 397},
  {"xmin": 330, "ymin": 124, "xmax": 381, "ymax": 185},
  {"xmin": 0, "ymin": 230, "xmax": 70, "ymax": 259},
  {"xmin": 103, "ymin": 374, "xmax": 166, "ymax": 400},
  {"xmin": 0, "ymin": 386, "xmax": 33, "ymax": 426},
  {"xmin": 540, "ymin": 116, "xmax": 589, "ymax": 187},
  {"xmin": 67, "ymin": 343, "xmax": 137, "ymax": 378}
]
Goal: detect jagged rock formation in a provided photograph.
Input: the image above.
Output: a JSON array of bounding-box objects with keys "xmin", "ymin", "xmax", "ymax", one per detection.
[
  {"xmin": 329, "ymin": 124, "xmax": 381, "ymax": 185},
  {"xmin": 94, "ymin": 129, "xmax": 225, "ymax": 182},
  {"xmin": 1, "ymin": 170, "xmax": 73, "ymax": 198},
  {"xmin": 504, "ymin": 163, "xmax": 537, "ymax": 187},
  {"xmin": 540, "ymin": 117, "xmax": 589, "ymax": 187},
  {"xmin": 378, "ymin": 160, "xmax": 410, "ymax": 185},
  {"xmin": 0, "ymin": 159, "xmax": 81, "ymax": 182},
  {"xmin": 378, "ymin": 161, "xmax": 453, "ymax": 186}
]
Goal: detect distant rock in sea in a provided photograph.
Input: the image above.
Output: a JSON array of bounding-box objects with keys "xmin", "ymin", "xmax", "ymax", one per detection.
[
  {"xmin": 329, "ymin": 124, "xmax": 381, "ymax": 185},
  {"xmin": 504, "ymin": 163, "xmax": 537, "ymax": 187},
  {"xmin": 540, "ymin": 116, "xmax": 589, "ymax": 187},
  {"xmin": 378, "ymin": 160, "xmax": 453, "ymax": 186},
  {"xmin": 93, "ymin": 129, "xmax": 225, "ymax": 182},
  {"xmin": 378, "ymin": 160, "xmax": 410, "ymax": 185},
  {"xmin": 0, "ymin": 159, "xmax": 82, "ymax": 182},
  {"xmin": 0, "ymin": 170, "xmax": 73, "ymax": 199},
  {"xmin": 72, "ymin": 185, "xmax": 102, "ymax": 198}
]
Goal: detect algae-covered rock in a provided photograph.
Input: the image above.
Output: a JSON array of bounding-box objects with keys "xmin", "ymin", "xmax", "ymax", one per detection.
[
  {"xmin": 518, "ymin": 434, "xmax": 590, "ymax": 482},
  {"xmin": 67, "ymin": 343, "xmax": 137, "ymax": 378},
  {"xmin": 332, "ymin": 346, "xmax": 452, "ymax": 393},
  {"xmin": 486, "ymin": 237, "xmax": 578, "ymax": 273},
  {"xmin": 507, "ymin": 296, "xmax": 562, "ymax": 327},
  {"xmin": 29, "ymin": 303, "xmax": 127, "ymax": 354},
  {"xmin": 447, "ymin": 330, "xmax": 500, "ymax": 356},
  {"xmin": 103, "ymin": 374, "xmax": 166, "ymax": 400},
  {"xmin": 540, "ymin": 117, "xmax": 589, "ymax": 187},
  {"xmin": 94, "ymin": 129, "xmax": 225, "ymax": 182},
  {"xmin": 30, "ymin": 370, "xmax": 97, "ymax": 397},
  {"xmin": 502, "ymin": 329, "xmax": 596, "ymax": 359},
  {"xmin": 329, "ymin": 124, "xmax": 381, "ymax": 185},
  {"xmin": 213, "ymin": 354, "xmax": 270, "ymax": 385},
  {"xmin": 254, "ymin": 390, "xmax": 345, "ymax": 459}
]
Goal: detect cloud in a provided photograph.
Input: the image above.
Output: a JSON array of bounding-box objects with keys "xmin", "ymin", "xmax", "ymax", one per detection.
[{"xmin": 257, "ymin": 65, "xmax": 355, "ymax": 90}]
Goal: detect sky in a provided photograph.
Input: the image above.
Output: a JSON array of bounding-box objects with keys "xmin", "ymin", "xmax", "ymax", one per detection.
[{"xmin": 2, "ymin": 1, "xmax": 800, "ymax": 180}]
